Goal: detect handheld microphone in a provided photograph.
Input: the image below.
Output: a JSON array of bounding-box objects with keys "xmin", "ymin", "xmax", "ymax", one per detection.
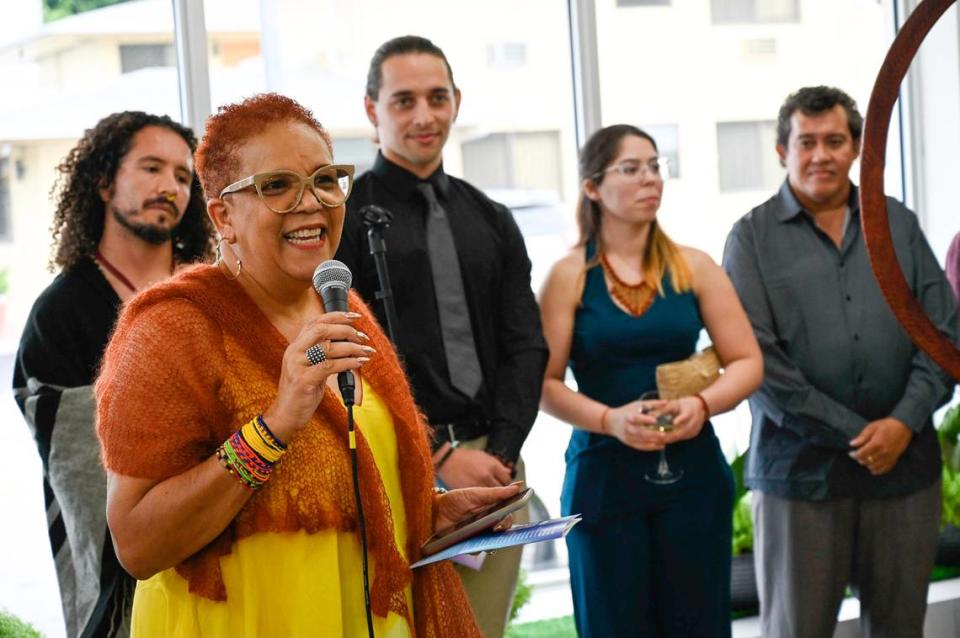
[{"xmin": 312, "ymin": 259, "xmax": 356, "ymax": 406}]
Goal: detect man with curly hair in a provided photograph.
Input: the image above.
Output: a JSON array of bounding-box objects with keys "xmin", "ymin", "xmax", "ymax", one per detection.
[{"xmin": 13, "ymin": 111, "xmax": 214, "ymax": 638}]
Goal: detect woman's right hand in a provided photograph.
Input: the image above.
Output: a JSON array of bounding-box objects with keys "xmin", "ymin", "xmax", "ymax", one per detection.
[
  {"xmin": 602, "ymin": 400, "xmax": 669, "ymax": 451},
  {"xmin": 262, "ymin": 311, "xmax": 373, "ymax": 443}
]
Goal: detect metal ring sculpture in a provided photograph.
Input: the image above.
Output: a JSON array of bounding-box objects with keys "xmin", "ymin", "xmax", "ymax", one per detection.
[{"xmin": 860, "ymin": 0, "xmax": 960, "ymax": 380}]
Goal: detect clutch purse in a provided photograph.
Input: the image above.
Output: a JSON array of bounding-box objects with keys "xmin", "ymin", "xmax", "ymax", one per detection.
[{"xmin": 655, "ymin": 346, "xmax": 722, "ymax": 400}]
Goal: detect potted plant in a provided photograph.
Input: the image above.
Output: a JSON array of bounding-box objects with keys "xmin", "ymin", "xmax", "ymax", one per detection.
[
  {"xmin": 729, "ymin": 450, "xmax": 759, "ymax": 612},
  {"xmin": 936, "ymin": 404, "xmax": 960, "ymax": 566}
]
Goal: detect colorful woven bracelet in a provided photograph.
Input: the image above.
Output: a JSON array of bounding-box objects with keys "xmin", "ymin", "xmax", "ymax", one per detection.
[
  {"xmin": 244, "ymin": 417, "xmax": 285, "ymax": 464},
  {"xmin": 231, "ymin": 430, "xmax": 273, "ymax": 483},
  {"xmin": 221, "ymin": 438, "xmax": 261, "ymax": 489},
  {"xmin": 256, "ymin": 415, "xmax": 287, "ymax": 452},
  {"xmin": 217, "ymin": 442, "xmax": 255, "ymax": 489},
  {"xmin": 219, "ymin": 435, "xmax": 268, "ymax": 489},
  {"xmin": 216, "ymin": 416, "xmax": 288, "ymax": 490}
]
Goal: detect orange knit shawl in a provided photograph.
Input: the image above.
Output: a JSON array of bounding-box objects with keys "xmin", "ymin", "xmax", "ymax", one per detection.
[{"xmin": 96, "ymin": 265, "xmax": 480, "ymax": 637}]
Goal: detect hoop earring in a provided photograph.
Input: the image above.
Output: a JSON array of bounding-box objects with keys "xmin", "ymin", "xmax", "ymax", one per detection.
[{"xmin": 216, "ymin": 237, "xmax": 242, "ymax": 281}]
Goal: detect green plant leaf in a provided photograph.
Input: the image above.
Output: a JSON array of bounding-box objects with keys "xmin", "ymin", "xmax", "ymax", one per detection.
[
  {"xmin": 731, "ymin": 449, "xmax": 747, "ymax": 504},
  {"xmin": 939, "ymin": 404, "xmax": 960, "ymax": 445},
  {"xmin": 732, "ymin": 492, "xmax": 753, "ymax": 556},
  {"xmin": 0, "ymin": 609, "xmax": 42, "ymax": 638}
]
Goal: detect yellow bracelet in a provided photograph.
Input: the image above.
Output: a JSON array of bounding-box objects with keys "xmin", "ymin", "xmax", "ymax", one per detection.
[{"xmin": 243, "ymin": 418, "xmax": 285, "ymax": 463}]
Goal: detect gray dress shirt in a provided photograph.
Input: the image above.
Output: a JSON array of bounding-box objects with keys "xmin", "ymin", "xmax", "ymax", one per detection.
[{"xmin": 723, "ymin": 180, "xmax": 957, "ymax": 500}]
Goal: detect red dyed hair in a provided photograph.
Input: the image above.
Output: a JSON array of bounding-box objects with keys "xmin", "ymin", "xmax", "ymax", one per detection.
[{"xmin": 195, "ymin": 93, "xmax": 334, "ymax": 200}]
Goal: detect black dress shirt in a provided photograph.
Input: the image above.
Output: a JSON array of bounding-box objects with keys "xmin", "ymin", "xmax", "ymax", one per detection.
[
  {"xmin": 336, "ymin": 152, "xmax": 548, "ymax": 462},
  {"xmin": 723, "ymin": 181, "xmax": 957, "ymax": 500}
]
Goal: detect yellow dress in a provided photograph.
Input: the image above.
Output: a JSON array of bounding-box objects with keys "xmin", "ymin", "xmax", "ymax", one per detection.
[{"xmin": 130, "ymin": 383, "xmax": 415, "ymax": 638}]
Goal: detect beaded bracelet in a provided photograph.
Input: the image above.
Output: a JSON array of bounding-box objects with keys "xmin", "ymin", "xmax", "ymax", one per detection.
[{"xmin": 217, "ymin": 415, "xmax": 288, "ymax": 489}]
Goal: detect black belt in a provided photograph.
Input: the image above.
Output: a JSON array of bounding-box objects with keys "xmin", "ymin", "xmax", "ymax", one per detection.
[{"xmin": 431, "ymin": 419, "xmax": 491, "ymax": 446}]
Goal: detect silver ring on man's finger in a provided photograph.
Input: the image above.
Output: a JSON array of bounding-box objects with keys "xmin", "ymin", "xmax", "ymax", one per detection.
[{"xmin": 306, "ymin": 343, "xmax": 327, "ymax": 366}]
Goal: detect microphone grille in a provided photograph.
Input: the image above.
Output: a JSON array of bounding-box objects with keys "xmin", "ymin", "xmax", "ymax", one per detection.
[{"xmin": 312, "ymin": 259, "xmax": 352, "ymax": 294}]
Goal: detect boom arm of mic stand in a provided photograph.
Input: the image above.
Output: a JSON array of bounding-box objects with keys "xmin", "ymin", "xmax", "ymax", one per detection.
[{"xmin": 361, "ymin": 206, "xmax": 401, "ymax": 344}]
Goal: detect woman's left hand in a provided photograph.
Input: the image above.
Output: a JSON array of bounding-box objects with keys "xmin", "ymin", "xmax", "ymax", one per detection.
[
  {"xmin": 662, "ymin": 396, "xmax": 708, "ymax": 443},
  {"xmin": 433, "ymin": 482, "xmax": 524, "ymax": 534}
]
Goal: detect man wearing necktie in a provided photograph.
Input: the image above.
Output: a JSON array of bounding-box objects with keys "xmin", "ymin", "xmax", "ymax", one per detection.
[{"xmin": 336, "ymin": 35, "xmax": 548, "ymax": 638}]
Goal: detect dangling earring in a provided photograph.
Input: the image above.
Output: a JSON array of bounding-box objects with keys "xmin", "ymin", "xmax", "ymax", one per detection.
[{"xmin": 216, "ymin": 237, "xmax": 242, "ymax": 280}]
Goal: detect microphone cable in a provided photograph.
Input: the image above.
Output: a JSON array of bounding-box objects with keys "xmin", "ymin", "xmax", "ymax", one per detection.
[{"xmin": 344, "ymin": 394, "xmax": 375, "ymax": 638}]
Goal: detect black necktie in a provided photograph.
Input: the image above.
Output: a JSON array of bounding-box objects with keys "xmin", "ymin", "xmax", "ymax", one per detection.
[{"xmin": 417, "ymin": 182, "xmax": 483, "ymax": 397}]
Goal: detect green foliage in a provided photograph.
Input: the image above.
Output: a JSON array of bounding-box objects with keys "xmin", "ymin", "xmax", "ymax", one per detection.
[
  {"xmin": 0, "ymin": 267, "xmax": 10, "ymax": 295},
  {"xmin": 732, "ymin": 492, "xmax": 753, "ymax": 556},
  {"xmin": 510, "ymin": 569, "xmax": 533, "ymax": 622},
  {"xmin": 931, "ymin": 565, "xmax": 960, "ymax": 582},
  {"xmin": 939, "ymin": 404, "xmax": 960, "ymax": 470},
  {"xmin": 938, "ymin": 405, "xmax": 960, "ymax": 529},
  {"xmin": 43, "ymin": 0, "xmax": 131, "ymax": 23},
  {"xmin": 509, "ymin": 569, "xmax": 532, "ymax": 623},
  {"xmin": 731, "ymin": 450, "xmax": 747, "ymax": 504},
  {"xmin": 0, "ymin": 609, "xmax": 42, "ymax": 638},
  {"xmin": 506, "ymin": 616, "xmax": 576, "ymax": 638},
  {"xmin": 942, "ymin": 465, "xmax": 960, "ymax": 529},
  {"xmin": 729, "ymin": 449, "xmax": 754, "ymax": 555}
]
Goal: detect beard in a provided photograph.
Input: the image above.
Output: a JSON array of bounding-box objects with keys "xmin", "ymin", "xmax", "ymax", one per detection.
[{"xmin": 111, "ymin": 205, "xmax": 177, "ymax": 246}]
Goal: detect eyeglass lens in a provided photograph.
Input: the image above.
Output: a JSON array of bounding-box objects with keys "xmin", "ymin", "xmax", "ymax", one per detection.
[
  {"xmin": 617, "ymin": 159, "xmax": 665, "ymax": 179},
  {"xmin": 257, "ymin": 167, "xmax": 352, "ymax": 212}
]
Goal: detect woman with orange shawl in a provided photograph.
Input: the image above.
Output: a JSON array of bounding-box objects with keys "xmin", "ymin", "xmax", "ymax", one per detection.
[{"xmin": 95, "ymin": 93, "xmax": 515, "ymax": 637}]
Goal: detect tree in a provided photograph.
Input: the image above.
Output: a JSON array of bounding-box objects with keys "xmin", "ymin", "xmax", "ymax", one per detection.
[{"xmin": 43, "ymin": 0, "xmax": 133, "ymax": 23}]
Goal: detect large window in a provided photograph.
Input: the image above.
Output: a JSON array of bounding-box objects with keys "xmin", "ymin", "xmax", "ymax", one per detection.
[
  {"xmin": 618, "ymin": 0, "xmax": 671, "ymax": 6},
  {"xmin": 119, "ymin": 42, "xmax": 175, "ymax": 73},
  {"xmin": 711, "ymin": 0, "xmax": 800, "ymax": 24},
  {"xmin": 716, "ymin": 120, "xmax": 780, "ymax": 191},
  {"xmin": 644, "ymin": 123, "xmax": 680, "ymax": 178},
  {"xmin": 462, "ymin": 131, "xmax": 563, "ymax": 192},
  {"xmin": 594, "ymin": 0, "xmax": 893, "ymax": 261}
]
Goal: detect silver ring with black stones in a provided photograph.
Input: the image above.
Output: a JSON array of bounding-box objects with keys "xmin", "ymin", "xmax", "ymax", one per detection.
[{"xmin": 306, "ymin": 343, "xmax": 327, "ymax": 366}]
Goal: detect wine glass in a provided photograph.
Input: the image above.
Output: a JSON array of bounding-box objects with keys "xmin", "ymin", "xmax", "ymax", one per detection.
[{"xmin": 639, "ymin": 390, "xmax": 683, "ymax": 484}]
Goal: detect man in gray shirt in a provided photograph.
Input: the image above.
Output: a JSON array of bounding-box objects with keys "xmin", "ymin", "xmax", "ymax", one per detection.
[{"xmin": 723, "ymin": 85, "xmax": 956, "ymax": 638}]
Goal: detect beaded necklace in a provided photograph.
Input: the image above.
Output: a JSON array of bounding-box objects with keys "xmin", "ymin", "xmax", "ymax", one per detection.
[{"xmin": 600, "ymin": 251, "xmax": 656, "ymax": 317}]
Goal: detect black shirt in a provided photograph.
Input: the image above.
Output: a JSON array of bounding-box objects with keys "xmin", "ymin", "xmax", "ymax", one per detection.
[
  {"xmin": 723, "ymin": 181, "xmax": 957, "ymax": 500},
  {"xmin": 337, "ymin": 153, "xmax": 548, "ymax": 462}
]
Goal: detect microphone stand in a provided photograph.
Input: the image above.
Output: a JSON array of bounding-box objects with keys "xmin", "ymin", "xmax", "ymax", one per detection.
[{"xmin": 361, "ymin": 205, "xmax": 400, "ymax": 344}]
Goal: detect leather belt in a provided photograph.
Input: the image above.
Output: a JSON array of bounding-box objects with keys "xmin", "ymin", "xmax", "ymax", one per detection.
[{"xmin": 431, "ymin": 419, "xmax": 491, "ymax": 446}]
